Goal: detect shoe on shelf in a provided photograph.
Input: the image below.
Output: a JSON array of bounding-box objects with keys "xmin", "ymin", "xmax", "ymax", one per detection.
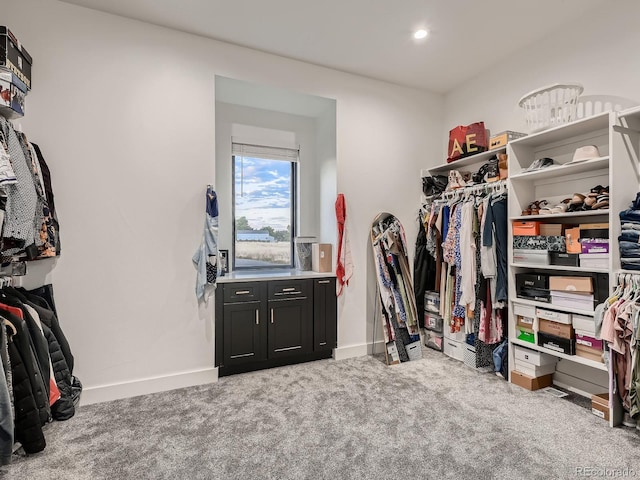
[{"xmin": 540, "ymin": 199, "xmax": 569, "ymax": 215}]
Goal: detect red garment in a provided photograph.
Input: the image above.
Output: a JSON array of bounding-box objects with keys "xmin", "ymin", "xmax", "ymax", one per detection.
[
  {"xmin": 335, "ymin": 193, "xmax": 352, "ymax": 295},
  {"xmin": 0, "ymin": 303, "xmax": 24, "ymax": 319}
]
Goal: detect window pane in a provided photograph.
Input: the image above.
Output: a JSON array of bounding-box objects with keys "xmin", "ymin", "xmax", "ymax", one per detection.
[{"xmin": 234, "ymin": 156, "xmax": 293, "ymax": 268}]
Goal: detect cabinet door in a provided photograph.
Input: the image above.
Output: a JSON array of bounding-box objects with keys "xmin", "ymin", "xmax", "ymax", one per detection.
[
  {"xmin": 313, "ymin": 278, "xmax": 337, "ymax": 351},
  {"xmin": 267, "ymin": 298, "xmax": 312, "ymax": 358},
  {"xmin": 223, "ymin": 302, "xmax": 265, "ymax": 366}
]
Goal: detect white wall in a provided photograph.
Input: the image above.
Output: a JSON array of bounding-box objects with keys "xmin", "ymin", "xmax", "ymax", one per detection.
[
  {"xmin": 442, "ymin": 0, "xmax": 640, "ymax": 158},
  {"xmin": 316, "ymin": 103, "xmax": 337, "ymax": 246},
  {"xmin": 5, "ymin": 0, "xmax": 443, "ymax": 402}
]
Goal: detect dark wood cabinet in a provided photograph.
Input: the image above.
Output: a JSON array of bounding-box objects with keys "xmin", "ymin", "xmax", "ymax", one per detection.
[
  {"xmin": 216, "ymin": 276, "xmax": 336, "ymax": 376},
  {"xmin": 313, "ymin": 278, "xmax": 337, "ymax": 352}
]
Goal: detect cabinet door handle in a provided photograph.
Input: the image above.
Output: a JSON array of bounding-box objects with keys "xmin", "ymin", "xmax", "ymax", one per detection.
[
  {"xmin": 235, "ymin": 290, "xmax": 250, "ymax": 295},
  {"xmin": 271, "ymin": 308, "xmax": 274, "ymax": 324},
  {"xmin": 255, "ymin": 309, "xmax": 259, "ymax": 325},
  {"xmin": 318, "ymin": 280, "xmax": 331, "ymax": 284},
  {"xmin": 282, "ymin": 287, "xmax": 296, "ymax": 292}
]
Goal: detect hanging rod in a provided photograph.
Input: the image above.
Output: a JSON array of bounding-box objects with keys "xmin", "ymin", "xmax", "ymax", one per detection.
[{"xmin": 436, "ymin": 179, "xmax": 508, "ymax": 201}]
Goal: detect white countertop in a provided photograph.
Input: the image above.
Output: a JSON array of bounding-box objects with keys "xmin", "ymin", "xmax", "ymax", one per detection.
[{"xmin": 216, "ymin": 269, "xmax": 336, "ymax": 283}]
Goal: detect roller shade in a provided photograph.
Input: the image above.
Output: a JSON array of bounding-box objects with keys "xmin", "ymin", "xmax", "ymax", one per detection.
[{"xmin": 232, "ymin": 141, "xmax": 299, "ymax": 162}]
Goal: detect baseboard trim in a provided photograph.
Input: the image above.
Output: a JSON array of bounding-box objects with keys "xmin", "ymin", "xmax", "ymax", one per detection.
[
  {"xmin": 334, "ymin": 340, "xmax": 385, "ymax": 361},
  {"xmin": 80, "ymin": 367, "xmax": 218, "ymax": 405}
]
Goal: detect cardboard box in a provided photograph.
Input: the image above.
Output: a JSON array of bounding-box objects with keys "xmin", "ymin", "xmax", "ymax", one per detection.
[
  {"xmin": 538, "ymin": 331, "xmax": 576, "ymax": 355},
  {"xmin": 565, "ymin": 227, "xmax": 581, "ymax": 254},
  {"xmin": 579, "ymin": 223, "xmax": 609, "ymax": 240},
  {"xmin": 512, "ymin": 221, "xmax": 541, "ymax": 236},
  {"xmin": 549, "ymin": 276, "xmax": 593, "ymax": 293},
  {"xmin": 551, "ymin": 291, "xmax": 594, "ymax": 312},
  {"xmin": 540, "ymin": 224, "xmax": 564, "ymax": 236},
  {"xmin": 536, "ymin": 307, "xmax": 572, "ymax": 325},
  {"xmin": 517, "ymin": 327, "xmax": 535, "ymax": 344},
  {"xmin": 576, "ymin": 343, "xmax": 604, "ymax": 363},
  {"xmin": 510, "ymin": 370, "xmax": 553, "ymax": 391},
  {"xmin": 513, "ymin": 250, "xmax": 549, "ymax": 265},
  {"xmin": 581, "ymin": 239, "xmax": 609, "ymax": 254},
  {"xmin": 514, "ymin": 344, "xmax": 557, "ymax": 366},
  {"xmin": 515, "ymin": 360, "xmax": 556, "ymax": 377},
  {"xmin": 550, "ymin": 252, "xmax": 580, "ymax": 267},
  {"xmin": 591, "ymin": 393, "xmax": 610, "ymax": 421},
  {"xmin": 539, "ymin": 319, "xmax": 574, "ymax": 339},
  {"xmin": 489, "ymin": 130, "xmax": 526, "ymax": 149},
  {"xmin": 579, "ymin": 254, "xmax": 609, "ymax": 270},
  {"xmin": 312, "ymin": 243, "xmax": 332, "ymax": 273},
  {"xmin": 576, "ymin": 333, "xmax": 604, "ymax": 350},
  {"xmin": 516, "ymin": 273, "xmax": 549, "ymax": 290},
  {"xmin": 573, "ymin": 314, "xmax": 596, "ymax": 335},
  {"xmin": 0, "ymin": 27, "xmax": 32, "ymax": 90}
]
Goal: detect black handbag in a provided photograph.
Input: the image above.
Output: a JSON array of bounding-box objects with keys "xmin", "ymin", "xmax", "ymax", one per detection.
[{"xmin": 422, "ymin": 175, "xmax": 447, "ymax": 197}]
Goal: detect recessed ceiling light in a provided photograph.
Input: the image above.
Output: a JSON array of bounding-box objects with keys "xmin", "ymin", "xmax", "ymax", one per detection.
[{"xmin": 413, "ymin": 29, "xmax": 428, "ymax": 40}]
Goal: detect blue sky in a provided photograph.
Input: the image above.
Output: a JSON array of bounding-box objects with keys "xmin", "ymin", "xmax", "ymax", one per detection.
[{"xmin": 235, "ymin": 156, "xmax": 292, "ymax": 230}]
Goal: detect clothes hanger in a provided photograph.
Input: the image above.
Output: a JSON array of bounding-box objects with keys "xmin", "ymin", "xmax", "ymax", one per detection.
[{"xmin": 3, "ymin": 317, "xmax": 16, "ymax": 336}]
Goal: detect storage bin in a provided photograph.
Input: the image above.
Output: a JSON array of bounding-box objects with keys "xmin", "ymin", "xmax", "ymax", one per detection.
[
  {"xmin": 511, "ymin": 370, "xmax": 553, "ymax": 391},
  {"xmin": 424, "ymin": 330, "xmax": 443, "ymax": 352},
  {"xmin": 518, "ymin": 83, "xmax": 583, "ymax": 132},
  {"xmin": 424, "ymin": 291, "xmax": 440, "ymax": 314},
  {"xmin": 538, "ymin": 331, "xmax": 576, "ymax": 355},
  {"xmin": 517, "ymin": 327, "xmax": 535, "ymax": 344},
  {"xmin": 575, "ymin": 333, "xmax": 603, "ymax": 350},
  {"xmin": 539, "ymin": 319, "xmax": 574, "ymax": 339},
  {"xmin": 443, "ymin": 327, "xmax": 466, "ymax": 343},
  {"xmin": 513, "ymin": 250, "xmax": 549, "ymax": 265},
  {"xmin": 425, "ymin": 312, "xmax": 443, "ymax": 333},
  {"xmin": 549, "ymin": 276, "xmax": 593, "ymax": 293},
  {"xmin": 572, "ymin": 314, "xmax": 596, "ymax": 336},
  {"xmin": 514, "ymin": 360, "xmax": 556, "ymax": 377},
  {"xmin": 406, "ymin": 341, "xmax": 422, "ymax": 361},
  {"xmin": 591, "ymin": 393, "xmax": 610, "ymax": 421},
  {"xmin": 512, "ymin": 221, "xmax": 541, "ymax": 236},
  {"xmin": 443, "ymin": 337, "xmax": 465, "ymax": 362}
]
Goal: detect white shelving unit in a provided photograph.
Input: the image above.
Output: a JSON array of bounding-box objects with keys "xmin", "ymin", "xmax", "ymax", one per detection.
[
  {"xmin": 426, "ymin": 146, "xmax": 506, "ymax": 175},
  {"xmin": 507, "ymin": 111, "xmax": 636, "ymax": 428},
  {"xmin": 511, "ymin": 297, "xmax": 595, "ymax": 316}
]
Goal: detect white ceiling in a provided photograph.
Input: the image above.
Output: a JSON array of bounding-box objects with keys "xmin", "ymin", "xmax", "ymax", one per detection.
[{"xmin": 59, "ymin": 0, "xmax": 605, "ymax": 93}]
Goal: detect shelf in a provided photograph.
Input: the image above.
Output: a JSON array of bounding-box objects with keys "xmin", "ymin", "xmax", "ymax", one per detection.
[
  {"xmin": 510, "ymin": 263, "xmax": 609, "ymax": 274},
  {"xmin": 509, "ymin": 156, "xmax": 609, "ymax": 182},
  {"xmin": 511, "ymin": 297, "xmax": 595, "ymax": 317},
  {"xmin": 427, "ymin": 147, "xmax": 506, "ymax": 174},
  {"xmin": 618, "ymin": 105, "xmax": 640, "ymax": 121},
  {"xmin": 510, "ymin": 210, "xmax": 609, "ymax": 221},
  {"xmin": 511, "ymin": 338, "xmax": 608, "ymax": 372},
  {"xmin": 509, "ymin": 113, "xmax": 610, "ymax": 149}
]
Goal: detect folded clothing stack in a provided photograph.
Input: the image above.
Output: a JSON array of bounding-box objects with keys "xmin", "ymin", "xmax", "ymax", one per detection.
[{"xmin": 619, "ymin": 193, "xmax": 640, "ymax": 271}]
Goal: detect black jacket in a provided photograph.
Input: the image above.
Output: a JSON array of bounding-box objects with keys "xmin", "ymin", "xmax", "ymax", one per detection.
[
  {"xmin": 41, "ymin": 324, "xmax": 74, "ymax": 420},
  {"xmin": 5, "ymin": 321, "xmax": 46, "ymax": 454}
]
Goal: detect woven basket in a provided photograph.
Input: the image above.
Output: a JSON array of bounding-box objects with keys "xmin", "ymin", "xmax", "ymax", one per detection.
[{"xmin": 518, "ymin": 83, "xmax": 584, "ymax": 132}]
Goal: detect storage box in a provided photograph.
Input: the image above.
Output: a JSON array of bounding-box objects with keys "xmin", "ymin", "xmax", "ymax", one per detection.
[
  {"xmin": 575, "ymin": 333, "xmax": 604, "ymax": 350},
  {"xmin": 539, "ymin": 319, "xmax": 574, "ymax": 339},
  {"xmin": 581, "ymin": 239, "xmax": 609, "ymax": 254},
  {"xmin": 579, "ymin": 223, "xmax": 609, "ymax": 240},
  {"xmin": 565, "ymin": 227, "xmax": 581, "ymax": 254},
  {"xmin": 311, "ymin": 243, "xmax": 332, "ymax": 273},
  {"xmin": 549, "ymin": 252, "xmax": 580, "ymax": 267},
  {"xmin": 425, "ymin": 312, "xmax": 443, "ymax": 333},
  {"xmin": 443, "ymin": 327, "xmax": 466, "ymax": 342},
  {"xmin": 510, "ymin": 370, "xmax": 553, "ymax": 391},
  {"xmin": 551, "ymin": 291, "xmax": 594, "ymax": 312},
  {"xmin": 515, "ymin": 360, "xmax": 556, "ymax": 377},
  {"xmin": 443, "ymin": 337, "xmax": 465, "ymax": 361},
  {"xmin": 463, "ymin": 343, "xmax": 483, "ymax": 369},
  {"xmin": 489, "ymin": 130, "xmax": 526, "ymax": 149},
  {"xmin": 540, "ymin": 224, "xmax": 564, "ymax": 236},
  {"xmin": 512, "ymin": 221, "xmax": 540, "ymax": 236},
  {"xmin": 424, "ymin": 291, "xmax": 440, "ymax": 314},
  {"xmin": 0, "ymin": 73, "xmax": 24, "ymax": 119},
  {"xmin": 536, "ymin": 307, "xmax": 572, "ymax": 325},
  {"xmin": 591, "ymin": 393, "xmax": 610, "ymax": 421},
  {"xmin": 513, "ymin": 303, "xmax": 536, "ymax": 319},
  {"xmin": 517, "ymin": 315, "xmax": 535, "ymax": 329},
  {"xmin": 514, "ymin": 344, "xmax": 557, "ymax": 366},
  {"xmin": 549, "ymin": 276, "xmax": 593, "ymax": 293},
  {"xmin": 538, "ymin": 331, "xmax": 576, "ymax": 355},
  {"xmin": 516, "ymin": 273, "xmax": 549, "ymax": 290},
  {"xmin": 0, "ymin": 27, "xmax": 32, "ymax": 90},
  {"xmin": 579, "ymin": 253, "xmax": 609, "ymax": 269},
  {"xmin": 425, "ymin": 330, "xmax": 443, "ymax": 352},
  {"xmin": 513, "ymin": 250, "xmax": 549, "ymax": 265},
  {"xmin": 572, "ymin": 314, "xmax": 596, "ymax": 335},
  {"xmin": 517, "ymin": 327, "xmax": 535, "ymax": 344},
  {"xmin": 576, "ymin": 343, "xmax": 604, "ymax": 363},
  {"xmin": 513, "ymin": 235, "xmax": 565, "ymax": 252}
]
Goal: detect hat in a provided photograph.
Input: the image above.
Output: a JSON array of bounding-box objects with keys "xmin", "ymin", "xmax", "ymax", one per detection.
[{"xmin": 572, "ymin": 145, "xmax": 600, "ymax": 163}]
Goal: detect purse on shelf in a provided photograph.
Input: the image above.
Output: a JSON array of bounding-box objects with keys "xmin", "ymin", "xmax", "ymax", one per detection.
[
  {"xmin": 422, "ymin": 175, "xmax": 448, "ymax": 197},
  {"xmin": 447, "ymin": 121, "xmax": 488, "ymax": 163}
]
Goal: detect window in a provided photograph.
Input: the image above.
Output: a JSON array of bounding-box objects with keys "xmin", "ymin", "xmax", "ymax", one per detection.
[{"xmin": 232, "ymin": 143, "xmax": 298, "ymax": 269}]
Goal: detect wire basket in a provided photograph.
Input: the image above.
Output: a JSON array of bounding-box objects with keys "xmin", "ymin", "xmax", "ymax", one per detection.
[{"xmin": 518, "ymin": 83, "xmax": 584, "ymax": 132}]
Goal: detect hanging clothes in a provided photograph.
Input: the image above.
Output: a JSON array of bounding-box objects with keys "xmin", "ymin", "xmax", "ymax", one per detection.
[
  {"xmin": 192, "ymin": 186, "xmax": 219, "ymax": 302},
  {"xmin": 335, "ymin": 193, "xmax": 353, "ymax": 296}
]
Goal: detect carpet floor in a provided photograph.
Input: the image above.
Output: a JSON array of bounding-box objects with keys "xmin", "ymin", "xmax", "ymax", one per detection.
[{"xmin": 3, "ymin": 349, "xmax": 640, "ymax": 479}]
